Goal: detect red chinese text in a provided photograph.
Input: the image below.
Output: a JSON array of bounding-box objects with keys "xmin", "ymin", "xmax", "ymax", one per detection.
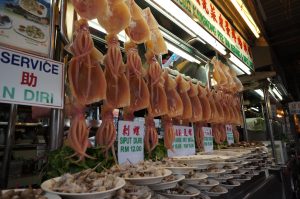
[
  {"xmin": 122, "ymin": 125, "xmax": 130, "ymax": 136},
  {"xmin": 20, "ymin": 71, "xmax": 37, "ymax": 87}
]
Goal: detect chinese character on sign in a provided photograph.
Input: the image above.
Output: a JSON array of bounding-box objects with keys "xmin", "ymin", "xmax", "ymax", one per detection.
[
  {"xmin": 133, "ymin": 126, "xmax": 140, "ymax": 136},
  {"xmin": 225, "ymin": 21, "xmax": 231, "ymax": 37},
  {"xmin": 175, "ymin": 129, "xmax": 182, "ymax": 136},
  {"xmin": 188, "ymin": 128, "xmax": 193, "ymax": 136},
  {"xmin": 231, "ymin": 29, "xmax": 236, "ymax": 42},
  {"xmin": 196, "ymin": 0, "xmax": 201, "ymax": 5},
  {"xmin": 219, "ymin": 14, "xmax": 225, "ymax": 31},
  {"xmin": 122, "ymin": 125, "xmax": 130, "ymax": 136},
  {"xmin": 201, "ymin": 0, "xmax": 209, "ymax": 14},
  {"xmin": 237, "ymin": 37, "xmax": 243, "ymax": 49},
  {"xmin": 184, "ymin": 129, "xmax": 188, "ymax": 136},
  {"xmin": 20, "ymin": 71, "xmax": 37, "ymax": 87},
  {"xmin": 243, "ymin": 41, "xmax": 248, "ymax": 53},
  {"xmin": 210, "ymin": 4, "xmax": 217, "ymax": 22}
]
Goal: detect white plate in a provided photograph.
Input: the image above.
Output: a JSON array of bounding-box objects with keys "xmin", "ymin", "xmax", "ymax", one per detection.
[
  {"xmin": 125, "ymin": 169, "xmax": 172, "ymax": 185},
  {"xmin": 2, "ymin": 189, "xmax": 61, "ymax": 199},
  {"xmin": 183, "ymin": 173, "xmax": 208, "ymax": 185},
  {"xmin": 205, "ymin": 186, "xmax": 228, "ymax": 196},
  {"xmin": 41, "ymin": 177, "xmax": 125, "ymax": 199},
  {"xmin": 192, "ymin": 179, "xmax": 219, "ymax": 190},
  {"xmin": 205, "ymin": 169, "xmax": 226, "ymax": 177},
  {"xmin": 233, "ymin": 176, "xmax": 251, "ymax": 183},
  {"xmin": 210, "ymin": 162, "xmax": 226, "ymax": 169},
  {"xmin": 19, "ymin": 0, "xmax": 48, "ymax": 18},
  {"xmin": 13, "ymin": 20, "xmax": 47, "ymax": 43},
  {"xmin": 148, "ymin": 175, "xmax": 185, "ymax": 191},
  {"xmin": 163, "ymin": 167, "xmax": 196, "ymax": 175},
  {"xmin": 223, "ymin": 166, "xmax": 238, "ymax": 172},
  {"xmin": 221, "ymin": 181, "xmax": 241, "ymax": 189},
  {"xmin": 215, "ymin": 174, "xmax": 233, "ymax": 182},
  {"xmin": 195, "ymin": 193, "xmax": 211, "ymax": 199},
  {"xmin": 159, "ymin": 186, "xmax": 200, "ymax": 199},
  {"xmin": 191, "ymin": 163, "xmax": 212, "ymax": 170}
]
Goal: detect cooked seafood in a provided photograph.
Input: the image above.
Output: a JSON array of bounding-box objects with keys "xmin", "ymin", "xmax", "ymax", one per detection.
[
  {"xmin": 106, "ymin": 161, "xmax": 166, "ymax": 178},
  {"xmin": 208, "ymin": 185, "xmax": 226, "ymax": 193},
  {"xmin": 1, "ymin": 189, "xmax": 47, "ymax": 199},
  {"xmin": 115, "ymin": 184, "xmax": 151, "ymax": 199},
  {"xmin": 162, "ymin": 186, "xmax": 196, "ymax": 195},
  {"xmin": 18, "ymin": 25, "xmax": 45, "ymax": 39},
  {"xmin": 50, "ymin": 170, "xmax": 119, "ymax": 193},
  {"xmin": 20, "ymin": 0, "xmax": 44, "ymax": 15},
  {"xmin": 161, "ymin": 175, "xmax": 177, "ymax": 182},
  {"xmin": 186, "ymin": 171, "xmax": 207, "ymax": 179}
]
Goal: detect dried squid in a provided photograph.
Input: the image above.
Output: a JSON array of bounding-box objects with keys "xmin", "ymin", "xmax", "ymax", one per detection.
[
  {"xmin": 104, "ymin": 34, "xmax": 130, "ymax": 109},
  {"xmin": 144, "ymin": 116, "xmax": 159, "ymax": 154},
  {"xmin": 198, "ymin": 85, "xmax": 211, "ymax": 122},
  {"xmin": 162, "ymin": 116, "xmax": 175, "ymax": 151},
  {"xmin": 67, "ymin": 105, "xmax": 95, "ymax": 162},
  {"xmin": 96, "ymin": 105, "xmax": 116, "ymax": 156},
  {"xmin": 125, "ymin": 0, "xmax": 150, "ymax": 43},
  {"xmin": 97, "ymin": 0, "xmax": 131, "ymax": 35},
  {"xmin": 145, "ymin": 51, "xmax": 168, "ymax": 117},
  {"xmin": 188, "ymin": 81, "xmax": 203, "ymax": 122},
  {"xmin": 230, "ymin": 68, "xmax": 243, "ymax": 93},
  {"xmin": 162, "ymin": 69, "xmax": 183, "ymax": 118},
  {"xmin": 212, "ymin": 58, "xmax": 228, "ymax": 88},
  {"xmin": 68, "ymin": 19, "xmax": 106, "ymax": 105},
  {"xmin": 233, "ymin": 126, "xmax": 240, "ymax": 143},
  {"xmin": 212, "ymin": 124, "xmax": 222, "ymax": 144},
  {"xmin": 218, "ymin": 124, "xmax": 227, "ymax": 143},
  {"xmin": 213, "ymin": 91, "xmax": 225, "ymax": 123},
  {"xmin": 143, "ymin": 8, "xmax": 168, "ymax": 55},
  {"xmin": 175, "ymin": 75, "xmax": 192, "ymax": 121},
  {"xmin": 123, "ymin": 42, "xmax": 150, "ymax": 121},
  {"xmin": 195, "ymin": 122, "xmax": 205, "ymax": 150},
  {"xmin": 71, "ymin": 0, "xmax": 108, "ymax": 20}
]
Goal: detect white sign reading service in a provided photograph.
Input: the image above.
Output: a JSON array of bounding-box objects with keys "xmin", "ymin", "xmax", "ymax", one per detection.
[{"xmin": 0, "ymin": 47, "xmax": 64, "ymax": 108}]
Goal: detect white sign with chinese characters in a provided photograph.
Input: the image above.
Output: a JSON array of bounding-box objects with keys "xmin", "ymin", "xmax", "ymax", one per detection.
[
  {"xmin": 203, "ymin": 127, "xmax": 213, "ymax": 152},
  {"xmin": 0, "ymin": 47, "xmax": 64, "ymax": 108},
  {"xmin": 168, "ymin": 125, "xmax": 196, "ymax": 157},
  {"xmin": 288, "ymin": 101, "xmax": 300, "ymax": 115},
  {"xmin": 118, "ymin": 120, "xmax": 145, "ymax": 164},
  {"xmin": 226, "ymin": 124, "xmax": 234, "ymax": 145}
]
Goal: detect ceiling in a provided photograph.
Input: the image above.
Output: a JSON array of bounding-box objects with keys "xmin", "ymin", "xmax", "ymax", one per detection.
[{"xmin": 251, "ymin": 0, "xmax": 300, "ymax": 100}]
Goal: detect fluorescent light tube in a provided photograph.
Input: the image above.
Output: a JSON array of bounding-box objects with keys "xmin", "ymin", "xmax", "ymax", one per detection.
[
  {"xmin": 254, "ymin": 89, "xmax": 264, "ymax": 98},
  {"xmin": 230, "ymin": 0, "xmax": 260, "ymax": 38},
  {"xmin": 250, "ymin": 107, "xmax": 259, "ymax": 112},
  {"xmin": 272, "ymin": 87, "xmax": 283, "ymax": 101},
  {"xmin": 166, "ymin": 41, "xmax": 200, "ymax": 64},
  {"xmin": 145, "ymin": 0, "xmax": 228, "ymax": 55},
  {"xmin": 229, "ymin": 53, "xmax": 251, "ymax": 75},
  {"xmin": 145, "ymin": 0, "xmax": 197, "ymax": 38}
]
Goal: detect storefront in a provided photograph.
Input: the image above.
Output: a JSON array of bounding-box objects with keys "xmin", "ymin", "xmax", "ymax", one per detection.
[{"xmin": 0, "ymin": 0, "xmax": 298, "ymax": 198}]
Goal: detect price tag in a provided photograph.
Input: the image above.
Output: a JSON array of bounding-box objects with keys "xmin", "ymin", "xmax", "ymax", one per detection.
[
  {"xmin": 203, "ymin": 127, "xmax": 213, "ymax": 152},
  {"xmin": 226, "ymin": 125, "xmax": 234, "ymax": 145},
  {"xmin": 168, "ymin": 126, "xmax": 196, "ymax": 157},
  {"xmin": 118, "ymin": 120, "xmax": 144, "ymax": 164}
]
